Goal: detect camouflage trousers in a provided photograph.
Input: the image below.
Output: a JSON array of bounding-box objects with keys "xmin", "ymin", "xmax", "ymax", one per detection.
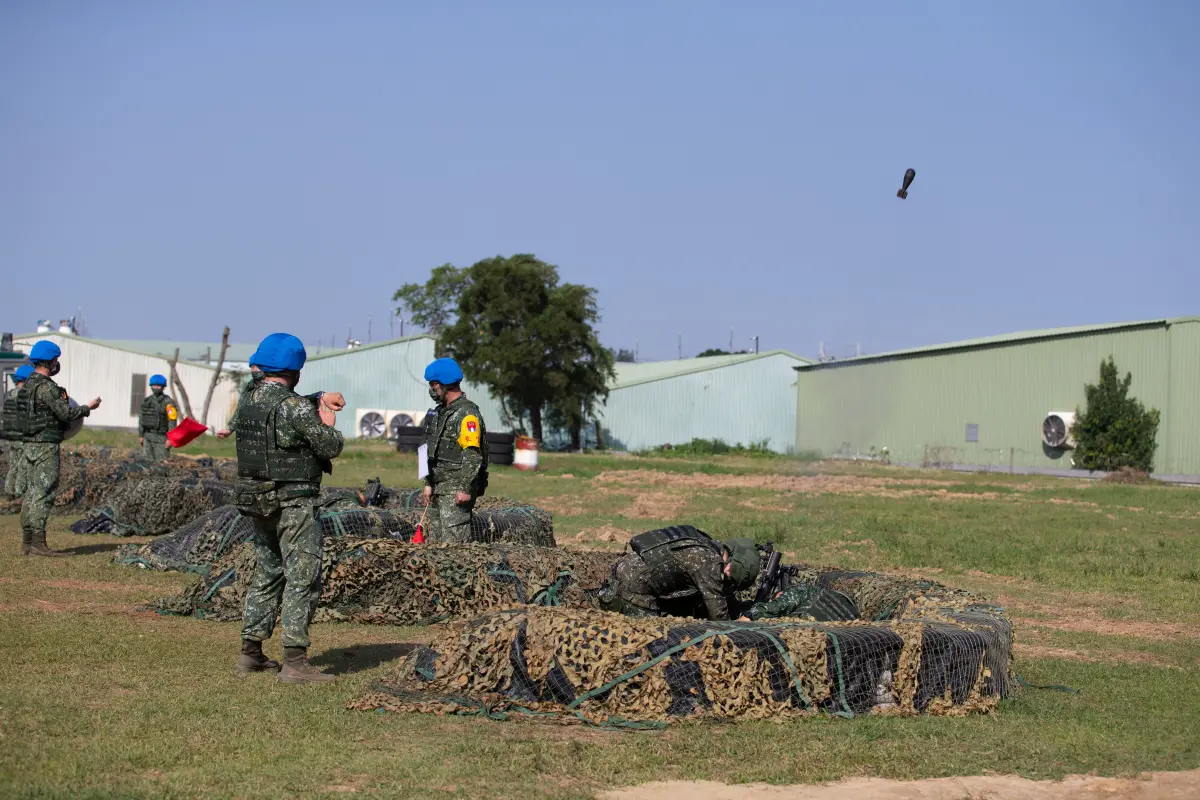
[
  {"xmin": 597, "ymin": 557, "xmax": 710, "ymax": 620},
  {"xmin": 240, "ymin": 496, "xmax": 323, "ymax": 649},
  {"xmin": 3, "ymin": 442, "xmax": 24, "ymax": 497},
  {"xmin": 141, "ymin": 433, "xmax": 169, "ymax": 462},
  {"xmin": 425, "ymin": 491, "xmax": 475, "ymax": 543},
  {"xmin": 19, "ymin": 443, "xmax": 59, "ymax": 538}
]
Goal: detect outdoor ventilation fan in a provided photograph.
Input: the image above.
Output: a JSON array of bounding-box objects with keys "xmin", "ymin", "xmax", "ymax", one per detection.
[
  {"xmin": 1042, "ymin": 411, "xmax": 1076, "ymax": 449},
  {"xmin": 357, "ymin": 409, "xmax": 387, "ymax": 439}
]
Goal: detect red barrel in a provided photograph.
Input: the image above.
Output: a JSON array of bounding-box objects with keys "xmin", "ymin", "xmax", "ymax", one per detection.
[{"xmin": 514, "ymin": 436, "xmax": 540, "ymax": 471}]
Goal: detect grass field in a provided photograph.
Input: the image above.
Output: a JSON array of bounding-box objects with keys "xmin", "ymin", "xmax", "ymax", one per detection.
[{"xmin": 2, "ymin": 432, "xmax": 1199, "ymax": 799}]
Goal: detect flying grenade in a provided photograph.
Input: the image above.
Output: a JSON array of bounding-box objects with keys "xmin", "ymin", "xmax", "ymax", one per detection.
[{"xmin": 897, "ymin": 168, "xmax": 916, "ymax": 200}]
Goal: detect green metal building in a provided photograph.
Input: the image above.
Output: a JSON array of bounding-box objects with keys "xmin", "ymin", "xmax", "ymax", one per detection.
[{"xmin": 794, "ymin": 317, "xmax": 1200, "ymax": 478}]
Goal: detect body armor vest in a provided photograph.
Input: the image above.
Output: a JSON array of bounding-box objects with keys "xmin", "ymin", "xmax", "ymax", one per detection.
[
  {"xmin": 424, "ymin": 397, "xmax": 490, "ymax": 494},
  {"xmin": 139, "ymin": 394, "xmax": 171, "ymax": 434},
  {"xmin": 1, "ymin": 388, "xmax": 21, "ymax": 441},
  {"xmin": 629, "ymin": 525, "xmax": 720, "ymax": 571},
  {"xmin": 234, "ymin": 382, "xmax": 323, "ymax": 490},
  {"xmin": 14, "ymin": 374, "xmax": 68, "ymax": 444}
]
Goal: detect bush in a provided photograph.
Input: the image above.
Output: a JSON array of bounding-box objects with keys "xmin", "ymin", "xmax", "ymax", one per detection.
[
  {"xmin": 641, "ymin": 438, "xmax": 779, "ymax": 458},
  {"xmin": 1072, "ymin": 356, "xmax": 1161, "ymax": 473}
]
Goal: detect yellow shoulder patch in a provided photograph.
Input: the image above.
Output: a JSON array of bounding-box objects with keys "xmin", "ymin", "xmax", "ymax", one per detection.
[
  {"xmin": 458, "ymin": 415, "xmax": 481, "ymax": 449},
  {"xmin": 166, "ymin": 404, "xmax": 178, "ymax": 421}
]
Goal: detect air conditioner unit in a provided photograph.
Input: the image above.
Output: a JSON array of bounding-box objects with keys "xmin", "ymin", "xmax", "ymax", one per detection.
[
  {"xmin": 1042, "ymin": 411, "xmax": 1076, "ymax": 449},
  {"xmin": 355, "ymin": 408, "xmax": 388, "ymax": 439},
  {"xmin": 385, "ymin": 410, "xmax": 423, "ymax": 440}
]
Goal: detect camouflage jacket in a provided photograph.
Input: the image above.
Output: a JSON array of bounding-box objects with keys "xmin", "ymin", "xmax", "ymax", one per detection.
[
  {"xmin": 19, "ymin": 373, "xmax": 90, "ymax": 443},
  {"xmin": 423, "ymin": 394, "xmax": 488, "ymax": 495},
  {"xmin": 138, "ymin": 392, "xmax": 179, "ymax": 436},
  {"xmin": 743, "ymin": 581, "xmax": 860, "ymax": 622},
  {"xmin": 617, "ymin": 545, "xmax": 732, "ymax": 620},
  {"xmin": 234, "ymin": 380, "xmax": 345, "ymax": 495}
]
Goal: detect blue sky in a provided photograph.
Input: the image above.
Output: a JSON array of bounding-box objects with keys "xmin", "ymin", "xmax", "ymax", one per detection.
[{"xmin": 3, "ymin": 1, "xmax": 1197, "ymax": 361}]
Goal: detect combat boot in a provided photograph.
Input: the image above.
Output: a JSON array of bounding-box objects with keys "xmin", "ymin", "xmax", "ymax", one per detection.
[
  {"xmin": 279, "ymin": 646, "xmax": 335, "ymax": 684},
  {"xmin": 236, "ymin": 639, "xmax": 281, "ymax": 675},
  {"xmin": 19, "ymin": 528, "xmax": 32, "ymax": 556},
  {"xmin": 27, "ymin": 530, "xmax": 64, "ymax": 558}
]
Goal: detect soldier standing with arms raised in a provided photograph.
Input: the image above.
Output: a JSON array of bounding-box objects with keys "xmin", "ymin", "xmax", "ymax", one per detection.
[
  {"xmin": 233, "ymin": 333, "xmax": 345, "ymax": 683},
  {"xmin": 13, "ymin": 342, "xmax": 100, "ymax": 556},
  {"xmin": 138, "ymin": 374, "xmax": 178, "ymax": 462},
  {"xmin": 2, "ymin": 365, "xmax": 34, "ymax": 500},
  {"xmin": 421, "ymin": 357, "xmax": 489, "ymax": 543}
]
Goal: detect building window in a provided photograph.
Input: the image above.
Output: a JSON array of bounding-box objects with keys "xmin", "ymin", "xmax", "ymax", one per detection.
[
  {"xmin": 965, "ymin": 423, "xmax": 979, "ymax": 443},
  {"xmin": 130, "ymin": 374, "xmax": 147, "ymax": 416}
]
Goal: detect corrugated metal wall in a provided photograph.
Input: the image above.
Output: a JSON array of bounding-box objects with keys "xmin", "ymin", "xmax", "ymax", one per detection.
[
  {"xmin": 297, "ymin": 337, "xmax": 508, "ymax": 438},
  {"xmin": 794, "ymin": 320, "xmax": 1200, "ymax": 475},
  {"xmin": 601, "ymin": 353, "xmax": 801, "ymax": 452},
  {"xmin": 11, "ymin": 334, "xmax": 239, "ymax": 433}
]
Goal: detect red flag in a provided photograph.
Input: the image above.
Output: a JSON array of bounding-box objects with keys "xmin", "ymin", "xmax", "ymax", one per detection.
[{"xmin": 167, "ymin": 417, "xmax": 209, "ymax": 448}]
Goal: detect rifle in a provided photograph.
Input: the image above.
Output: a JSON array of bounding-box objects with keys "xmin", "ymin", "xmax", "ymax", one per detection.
[{"xmin": 754, "ymin": 543, "xmax": 783, "ymax": 604}]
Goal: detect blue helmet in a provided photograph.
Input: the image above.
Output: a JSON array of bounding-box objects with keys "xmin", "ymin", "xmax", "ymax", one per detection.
[
  {"xmin": 28, "ymin": 340, "xmax": 62, "ymax": 364},
  {"xmin": 250, "ymin": 333, "xmax": 307, "ymax": 373},
  {"xmin": 424, "ymin": 357, "xmax": 464, "ymax": 385},
  {"xmin": 149, "ymin": 374, "xmax": 167, "ymax": 387},
  {"xmin": 13, "ymin": 365, "xmax": 33, "ymax": 382}
]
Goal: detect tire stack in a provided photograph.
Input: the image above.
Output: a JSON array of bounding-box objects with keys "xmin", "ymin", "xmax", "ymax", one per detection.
[{"xmin": 394, "ymin": 427, "xmax": 516, "ymax": 467}]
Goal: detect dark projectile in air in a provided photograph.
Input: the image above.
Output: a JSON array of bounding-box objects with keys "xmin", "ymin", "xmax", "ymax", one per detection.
[{"xmin": 897, "ymin": 168, "xmax": 916, "ymax": 200}]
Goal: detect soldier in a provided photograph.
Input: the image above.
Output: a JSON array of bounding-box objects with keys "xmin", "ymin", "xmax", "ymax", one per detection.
[
  {"xmin": 421, "ymin": 357, "xmax": 489, "ymax": 543},
  {"xmin": 2, "ymin": 365, "xmax": 34, "ymax": 499},
  {"xmin": 13, "ymin": 341, "xmax": 101, "ymax": 556},
  {"xmin": 597, "ymin": 525, "xmax": 760, "ymax": 621},
  {"xmin": 138, "ymin": 374, "xmax": 178, "ymax": 462},
  {"xmin": 736, "ymin": 580, "xmax": 860, "ymax": 622},
  {"xmin": 233, "ymin": 333, "xmax": 345, "ymax": 683}
]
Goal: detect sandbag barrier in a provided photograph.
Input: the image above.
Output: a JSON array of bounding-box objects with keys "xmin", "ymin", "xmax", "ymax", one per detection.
[{"xmin": 350, "ymin": 567, "xmax": 1013, "ymax": 727}]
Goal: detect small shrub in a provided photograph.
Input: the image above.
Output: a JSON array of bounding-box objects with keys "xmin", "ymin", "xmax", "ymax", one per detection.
[
  {"xmin": 1072, "ymin": 356, "xmax": 1161, "ymax": 473},
  {"xmin": 641, "ymin": 438, "xmax": 780, "ymax": 458}
]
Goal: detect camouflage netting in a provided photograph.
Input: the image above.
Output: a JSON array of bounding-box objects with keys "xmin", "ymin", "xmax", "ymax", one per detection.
[
  {"xmin": 152, "ymin": 542, "xmax": 616, "ymax": 625},
  {"xmin": 351, "ymin": 567, "xmax": 1013, "ymax": 726},
  {"xmin": 69, "ymin": 478, "xmax": 236, "ymax": 537},
  {"xmin": 118, "ymin": 492, "xmax": 556, "ymax": 574},
  {"xmin": 0, "ymin": 444, "xmax": 237, "ymax": 516}
]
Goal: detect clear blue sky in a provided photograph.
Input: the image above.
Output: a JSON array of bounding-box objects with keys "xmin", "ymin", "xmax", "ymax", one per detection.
[{"xmin": 3, "ymin": 1, "xmax": 1197, "ymax": 361}]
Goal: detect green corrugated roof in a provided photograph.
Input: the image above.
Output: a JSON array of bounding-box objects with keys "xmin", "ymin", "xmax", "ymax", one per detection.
[
  {"xmin": 796, "ymin": 316, "xmax": 1200, "ymax": 371},
  {"xmin": 614, "ymin": 349, "xmax": 807, "ymax": 389},
  {"xmin": 97, "ymin": 339, "xmax": 260, "ymax": 363}
]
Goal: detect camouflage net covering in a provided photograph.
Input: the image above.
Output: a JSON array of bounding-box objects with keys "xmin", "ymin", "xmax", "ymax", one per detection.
[
  {"xmin": 351, "ymin": 567, "xmax": 1013, "ymax": 726},
  {"xmin": 69, "ymin": 478, "xmax": 236, "ymax": 537},
  {"xmin": 152, "ymin": 542, "xmax": 616, "ymax": 625},
  {"xmin": 0, "ymin": 444, "xmax": 236, "ymax": 516},
  {"xmin": 118, "ymin": 491, "xmax": 556, "ymax": 574}
]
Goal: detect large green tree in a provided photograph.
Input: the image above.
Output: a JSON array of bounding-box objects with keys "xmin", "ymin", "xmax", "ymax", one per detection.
[
  {"xmin": 1071, "ymin": 356, "xmax": 1161, "ymax": 473},
  {"xmin": 394, "ymin": 254, "xmax": 615, "ymax": 442}
]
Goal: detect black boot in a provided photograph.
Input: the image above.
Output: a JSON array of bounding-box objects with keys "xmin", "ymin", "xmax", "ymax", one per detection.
[
  {"xmin": 27, "ymin": 530, "xmax": 64, "ymax": 557},
  {"xmin": 236, "ymin": 639, "xmax": 281, "ymax": 675}
]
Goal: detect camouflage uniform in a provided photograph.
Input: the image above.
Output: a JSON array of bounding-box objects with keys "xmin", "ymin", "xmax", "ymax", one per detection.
[
  {"xmin": 422, "ymin": 395, "xmax": 489, "ymax": 543},
  {"xmin": 138, "ymin": 391, "xmax": 178, "ymax": 462},
  {"xmin": 2, "ymin": 385, "xmax": 25, "ymax": 498},
  {"xmin": 598, "ymin": 526, "xmax": 753, "ymax": 621},
  {"xmin": 234, "ymin": 380, "xmax": 343, "ymax": 650},
  {"xmin": 742, "ymin": 580, "xmax": 860, "ymax": 622},
  {"xmin": 228, "ymin": 371, "xmax": 324, "ymax": 430},
  {"xmin": 14, "ymin": 373, "xmax": 91, "ymax": 550}
]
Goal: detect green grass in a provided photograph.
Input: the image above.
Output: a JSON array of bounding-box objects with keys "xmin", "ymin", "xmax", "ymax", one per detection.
[{"xmin": 2, "ymin": 431, "xmax": 1199, "ymax": 798}]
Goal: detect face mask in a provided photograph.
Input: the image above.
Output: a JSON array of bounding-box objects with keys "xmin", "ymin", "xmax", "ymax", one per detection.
[
  {"xmin": 429, "ymin": 384, "xmax": 444, "ymax": 404},
  {"xmin": 151, "ymin": 387, "xmax": 164, "ymax": 395},
  {"xmin": 49, "ymin": 362, "xmax": 61, "ymax": 377}
]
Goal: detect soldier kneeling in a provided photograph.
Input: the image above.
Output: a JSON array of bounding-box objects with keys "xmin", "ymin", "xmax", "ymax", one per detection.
[{"xmin": 598, "ymin": 525, "xmax": 760, "ymax": 621}]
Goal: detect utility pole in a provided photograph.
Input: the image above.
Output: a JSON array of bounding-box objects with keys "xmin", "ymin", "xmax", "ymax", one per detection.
[
  {"xmin": 389, "ymin": 316, "xmax": 394, "ymax": 339},
  {"xmin": 750, "ymin": 336, "xmax": 759, "ymax": 354},
  {"xmin": 368, "ymin": 319, "xmax": 372, "ymax": 343},
  {"xmin": 729, "ymin": 328, "xmax": 733, "ymax": 353},
  {"xmin": 677, "ymin": 334, "xmax": 682, "ymax": 360},
  {"xmin": 635, "ymin": 340, "xmax": 639, "ymax": 362}
]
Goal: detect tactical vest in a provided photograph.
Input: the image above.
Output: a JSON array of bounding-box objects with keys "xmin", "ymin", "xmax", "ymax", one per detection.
[
  {"xmin": 1, "ymin": 387, "xmax": 21, "ymax": 441},
  {"xmin": 629, "ymin": 525, "xmax": 720, "ymax": 572},
  {"xmin": 14, "ymin": 374, "xmax": 68, "ymax": 444},
  {"xmin": 425, "ymin": 397, "xmax": 490, "ymax": 494},
  {"xmin": 139, "ymin": 394, "xmax": 171, "ymax": 434},
  {"xmin": 234, "ymin": 382, "xmax": 323, "ymax": 491}
]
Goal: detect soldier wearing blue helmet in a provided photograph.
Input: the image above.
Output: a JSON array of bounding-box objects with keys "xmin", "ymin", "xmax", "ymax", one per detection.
[
  {"xmin": 137, "ymin": 374, "xmax": 178, "ymax": 462},
  {"xmin": 2, "ymin": 365, "xmax": 35, "ymax": 502},
  {"xmin": 12, "ymin": 341, "xmax": 101, "ymax": 556},
  {"xmin": 233, "ymin": 333, "xmax": 345, "ymax": 683},
  {"xmin": 421, "ymin": 357, "xmax": 489, "ymax": 542}
]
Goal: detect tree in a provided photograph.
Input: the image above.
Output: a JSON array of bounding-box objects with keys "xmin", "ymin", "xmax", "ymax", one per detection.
[
  {"xmin": 394, "ymin": 254, "xmax": 615, "ymax": 442},
  {"xmin": 697, "ymin": 348, "xmax": 749, "ymax": 357},
  {"xmin": 1071, "ymin": 356, "xmax": 1161, "ymax": 473},
  {"xmin": 612, "ymin": 348, "xmax": 636, "ymax": 363}
]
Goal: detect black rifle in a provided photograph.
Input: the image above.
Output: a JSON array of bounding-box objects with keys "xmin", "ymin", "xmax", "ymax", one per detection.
[{"xmin": 754, "ymin": 543, "xmax": 783, "ymax": 604}]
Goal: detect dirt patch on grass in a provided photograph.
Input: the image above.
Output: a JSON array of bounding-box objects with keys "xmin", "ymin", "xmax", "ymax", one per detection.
[
  {"xmin": 1004, "ymin": 597, "xmax": 1200, "ymax": 643},
  {"xmin": 575, "ymin": 525, "xmax": 632, "ymax": 544},
  {"xmin": 532, "ymin": 497, "xmax": 592, "ymax": 517},
  {"xmin": 620, "ymin": 491, "xmax": 688, "ymax": 520},
  {"xmin": 738, "ymin": 499, "xmax": 793, "ymax": 513},
  {"xmin": 38, "ymin": 578, "xmax": 162, "ymax": 592},
  {"xmin": 1014, "ymin": 643, "xmax": 1178, "ymax": 669},
  {"xmin": 598, "ymin": 769, "xmax": 1200, "ymax": 799}
]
